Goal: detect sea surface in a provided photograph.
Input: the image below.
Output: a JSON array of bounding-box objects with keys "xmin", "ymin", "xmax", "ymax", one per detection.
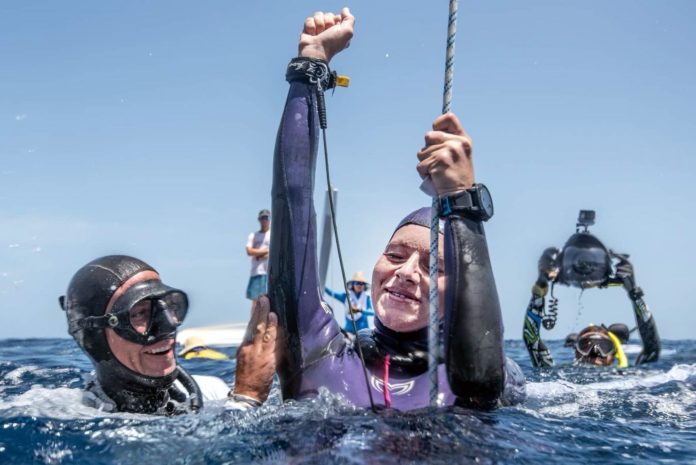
[{"xmin": 0, "ymin": 338, "xmax": 694, "ymax": 465}]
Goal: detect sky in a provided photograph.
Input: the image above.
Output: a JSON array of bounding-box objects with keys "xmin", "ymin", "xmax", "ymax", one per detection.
[{"xmin": 1, "ymin": 1, "xmax": 695, "ymax": 340}]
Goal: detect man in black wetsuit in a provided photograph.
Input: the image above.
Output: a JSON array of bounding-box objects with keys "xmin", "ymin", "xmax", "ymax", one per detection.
[
  {"xmin": 522, "ymin": 212, "xmax": 660, "ymax": 368},
  {"xmin": 267, "ymin": 8, "xmax": 525, "ymax": 410},
  {"xmin": 61, "ymin": 255, "xmax": 277, "ymax": 414}
]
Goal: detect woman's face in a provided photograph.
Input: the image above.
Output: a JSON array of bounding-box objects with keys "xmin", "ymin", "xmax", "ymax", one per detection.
[
  {"xmin": 371, "ymin": 225, "xmax": 445, "ymax": 332},
  {"xmin": 351, "ymin": 282, "xmax": 365, "ymax": 293}
]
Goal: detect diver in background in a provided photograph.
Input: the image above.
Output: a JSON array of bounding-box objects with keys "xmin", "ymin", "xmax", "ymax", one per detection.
[
  {"xmin": 522, "ymin": 211, "xmax": 660, "ymax": 368},
  {"xmin": 178, "ymin": 336, "xmax": 229, "ymax": 361},
  {"xmin": 324, "ymin": 271, "xmax": 375, "ymax": 334},
  {"xmin": 61, "ymin": 255, "xmax": 277, "ymax": 414}
]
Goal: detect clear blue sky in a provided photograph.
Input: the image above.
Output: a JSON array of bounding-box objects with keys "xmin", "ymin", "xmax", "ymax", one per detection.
[{"xmin": 1, "ymin": 1, "xmax": 695, "ymax": 339}]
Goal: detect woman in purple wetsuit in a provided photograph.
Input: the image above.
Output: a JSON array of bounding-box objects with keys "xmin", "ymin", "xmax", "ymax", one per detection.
[{"xmin": 268, "ymin": 8, "xmax": 525, "ymax": 410}]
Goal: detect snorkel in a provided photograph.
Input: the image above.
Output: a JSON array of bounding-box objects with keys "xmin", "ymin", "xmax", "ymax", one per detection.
[{"xmin": 606, "ymin": 330, "xmax": 629, "ymax": 368}]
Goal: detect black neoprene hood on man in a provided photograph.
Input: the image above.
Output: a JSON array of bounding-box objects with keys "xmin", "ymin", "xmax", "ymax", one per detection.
[{"xmin": 61, "ymin": 255, "xmax": 179, "ymax": 412}]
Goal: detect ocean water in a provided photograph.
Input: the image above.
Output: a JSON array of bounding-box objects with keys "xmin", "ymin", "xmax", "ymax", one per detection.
[{"xmin": 0, "ymin": 338, "xmax": 694, "ymax": 465}]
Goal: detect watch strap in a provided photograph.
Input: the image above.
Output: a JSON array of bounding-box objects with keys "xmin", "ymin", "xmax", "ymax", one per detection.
[{"xmin": 439, "ymin": 189, "xmax": 474, "ymax": 217}]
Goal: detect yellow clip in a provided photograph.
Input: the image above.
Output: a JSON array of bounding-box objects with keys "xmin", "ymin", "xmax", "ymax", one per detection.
[{"xmin": 336, "ymin": 75, "xmax": 350, "ymax": 87}]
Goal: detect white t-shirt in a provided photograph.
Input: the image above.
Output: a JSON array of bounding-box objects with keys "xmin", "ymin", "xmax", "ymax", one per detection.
[{"xmin": 247, "ymin": 229, "xmax": 271, "ymax": 276}]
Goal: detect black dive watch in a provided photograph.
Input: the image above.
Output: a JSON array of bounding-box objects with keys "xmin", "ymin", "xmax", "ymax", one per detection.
[{"xmin": 438, "ymin": 183, "xmax": 494, "ymax": 222}]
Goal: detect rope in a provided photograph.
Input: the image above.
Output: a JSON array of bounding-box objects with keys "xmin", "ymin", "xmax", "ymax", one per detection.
[
  {"xmin": 429, "ymin": 0, "xmax": 458, "ymax": 408},
  {"xmin": 317, "ymin": 87, "xmax": 377, "ymax": 412}
]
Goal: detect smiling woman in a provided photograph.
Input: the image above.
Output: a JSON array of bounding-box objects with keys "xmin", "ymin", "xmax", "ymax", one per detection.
[
  {"xmin": 268, "ymin": 9, "xmax": 525, "ymax": 411},
  {"xmin": 373, "ymin": 224, "xmax": 445, "ymax": 333}
]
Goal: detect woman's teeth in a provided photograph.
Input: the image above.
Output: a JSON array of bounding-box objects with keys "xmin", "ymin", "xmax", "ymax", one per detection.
[{"xmin": 388, "ymin": 290, "xmax": 417, "ymax": 301}]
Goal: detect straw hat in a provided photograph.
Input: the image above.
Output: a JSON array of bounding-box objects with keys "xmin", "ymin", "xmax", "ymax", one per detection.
[
  {"xmin": 178, "ymin": 335, "xmax": 207, "ymax": 356},
  {"xmin": 348, "ymin": 271, "xmax": 369, "ymax": 289}
]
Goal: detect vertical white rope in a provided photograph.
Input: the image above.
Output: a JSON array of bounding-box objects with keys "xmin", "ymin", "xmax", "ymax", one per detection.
[{"xmin": 429, "ymin": 0, "xmax": 458, "ymax": 408}]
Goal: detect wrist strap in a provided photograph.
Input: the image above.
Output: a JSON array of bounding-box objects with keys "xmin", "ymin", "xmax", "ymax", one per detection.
[
  {"xmin": 629, "ymin": 286, "xmax": 644, "ymax": 301},
  {"xmin": 286, "ymin": 57, "xmax": 350, "ymax": 91},
  {"xmin": 228, "ymin": 391, "xmax": 262, "ymax": 408},
  {"xmin": 286, "ymin": 57, "xmax": 336, "ymax": 90}
]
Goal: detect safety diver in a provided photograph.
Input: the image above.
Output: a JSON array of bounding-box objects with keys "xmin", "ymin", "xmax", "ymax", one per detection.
[
  {"xmin": 267, "ymin": 8, "xmax": 525, "ymax": 410},
  {"xmin": 523, "ymin": 210, "xmax": 660, "ymax": 368},
  {"xmin": 324, "ymin": 271, "xmax": 375, "ymax": 334},
  {"xmin": 60, "ymin": 255, "xmax": 277, "ymax": 414}
]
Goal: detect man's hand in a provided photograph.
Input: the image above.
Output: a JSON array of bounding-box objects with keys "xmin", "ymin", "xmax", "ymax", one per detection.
[
  {"xmin": 610, "ymin": 250, "xmax": 636, "ymax": 292},
  {"xmin": 416, "ymin": 113, "xmax": 474, "ymax": 197},
  {"xmin": 299, "ymin": 8, "xmax": 355, "ymax": 63},
  {"xmin": 233, "ymin": 295, "xmax": 278, "ymax": 403},
  {"xmin": 537, "ymin": 247, "xmax": 561, "ymax": 283},
  {"xmin": 246, "ymin": 246, "xmax": 269, "ymax": 259}
]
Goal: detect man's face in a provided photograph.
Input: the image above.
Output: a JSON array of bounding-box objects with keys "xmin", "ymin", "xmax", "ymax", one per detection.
[
  {"xmin": 259, "ymin": 216, "xmax": 270, "ymax": 231},
  {"xmin": 371, "ymin": 225, "xmax": 444, "ymax": 332},
  {"xmin": 105, "ymin": 271, "xmax": 178, "ymax": 377},
  {"xmin": 574, "ymin": 331, "xmax": 616, "ymax": 366}
]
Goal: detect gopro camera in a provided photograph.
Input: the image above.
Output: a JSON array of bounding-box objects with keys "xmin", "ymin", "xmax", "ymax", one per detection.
[{"xmin": 576, "ymin": 210, "xmax": 595, "ymax": 231}]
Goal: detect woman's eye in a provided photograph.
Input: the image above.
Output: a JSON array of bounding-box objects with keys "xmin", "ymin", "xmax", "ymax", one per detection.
[{"xmin": 385, "ymin": 252, "xmax": 403, "ymax": 261}]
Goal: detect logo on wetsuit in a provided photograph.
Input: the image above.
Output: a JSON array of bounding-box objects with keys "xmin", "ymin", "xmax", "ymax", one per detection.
[{"xmin": 370, "ymin": 376, "xmax": 415, "ymax": 396}]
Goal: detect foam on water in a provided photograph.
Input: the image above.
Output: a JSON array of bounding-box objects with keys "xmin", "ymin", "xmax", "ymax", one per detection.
[
  {"xmin": 527, "ymin": 363, "xmax": 696, "ymax": 400},
  {"xmin": 0, "ymin": 338, "xmax": 694, "ymax": 465}
]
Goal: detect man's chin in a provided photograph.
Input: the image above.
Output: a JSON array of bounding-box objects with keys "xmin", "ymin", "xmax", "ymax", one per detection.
[
  {"xmin": 580, "ymin": 356, "xmax": 611, "ymax": 367},
  {"xmin": 140, "ymin": 356, "xmax": 177, "ymax": 377}
]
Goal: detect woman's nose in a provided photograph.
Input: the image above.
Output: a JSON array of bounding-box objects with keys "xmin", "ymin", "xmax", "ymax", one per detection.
[{"xmin": 395, "ymin": 253, "xmax": 421, "ymax": 284}]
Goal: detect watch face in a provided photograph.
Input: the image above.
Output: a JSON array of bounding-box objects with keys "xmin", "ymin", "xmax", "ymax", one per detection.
[{"xmin": 478, "ymin": 184, "xmax": 494, "ymax": 218}]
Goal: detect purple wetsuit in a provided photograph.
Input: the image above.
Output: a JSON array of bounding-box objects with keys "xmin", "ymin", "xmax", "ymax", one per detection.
[{"xmin": 268, "ymin": 81, "xmax": 525, "ymax": 410}]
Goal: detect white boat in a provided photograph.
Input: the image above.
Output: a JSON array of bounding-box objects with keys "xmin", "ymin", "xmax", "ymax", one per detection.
[{"xmin": 176, "ymin": 323, "xmax": 247, "ymax": 348}]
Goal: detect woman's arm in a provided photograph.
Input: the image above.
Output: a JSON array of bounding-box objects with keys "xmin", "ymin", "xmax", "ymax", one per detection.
[
  {"xmin": 267, "ymin": 9, "xmax": 355, "ymax": 399},
  {"xmin": 416, "ymin": 112, "xmax": 506, "ymax": 408},
  {"xmin": 364, "ymin": 296, "xmax": 374, "ymax": 316},
  {"xmin": 324, "ymin": 287, "xmax": 347, "ymax": 302},
  {"xmin": 444, "ymin": 215, "xmax": 505, "ymax": 408}
]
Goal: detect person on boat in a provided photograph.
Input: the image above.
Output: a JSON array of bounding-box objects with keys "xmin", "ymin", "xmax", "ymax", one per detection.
[
  {"xmin": 267, "ymin": 9, "xmax": 525, "ymax": 410},
  {"xmin": 60, "ymin": 255, "xmax": 277, "ymax": 414},
  {"xmin": 324, "ymin": 271, "xmax": 375, "ymax": 334},
  {"xmin": 178, "ymin": 336, "xmax": 229, "ymax": 361},
  {"xmin": 245, "ymin": 209, "xmax": 271, "ymax": 301},
  {"xmin": 522, "ymin": 213, "xmax": 660, "ymax": 368}
]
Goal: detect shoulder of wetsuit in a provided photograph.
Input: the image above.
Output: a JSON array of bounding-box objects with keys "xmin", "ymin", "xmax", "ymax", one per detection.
[{"xmin": 498, "ymin": 357, "xmax": 527, "ymax": 406}]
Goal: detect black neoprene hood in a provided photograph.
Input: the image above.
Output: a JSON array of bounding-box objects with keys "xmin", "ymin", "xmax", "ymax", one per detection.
[
  {"xmin": 60, "ymin": 255, "xmax": 179, "ymax": 408},
  {"xmin": 62, "ymin": 255, "xmax": 156, "ymax": 356}
]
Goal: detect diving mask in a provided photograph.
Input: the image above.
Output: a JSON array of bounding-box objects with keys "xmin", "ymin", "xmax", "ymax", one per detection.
[
  {"xmin": 71, "ymin": 280, "xmax": 188, "ymax": 345},
  {"xmin": 575, "ymin": 332, "xmax": 616, "ymax": 357}
]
